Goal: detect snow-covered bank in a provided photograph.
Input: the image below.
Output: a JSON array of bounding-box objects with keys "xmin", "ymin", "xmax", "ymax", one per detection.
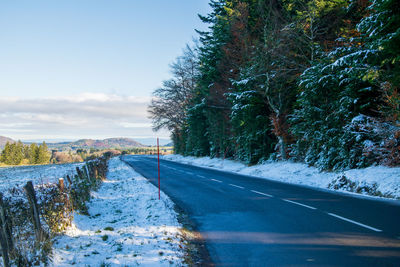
[
  {"xmin": 163, "ymin": 154, "xmax": 400, "ymax": 200},
  {"xmin": 52, "ymin": 157, "xmax": 186, "ymax": 266}
]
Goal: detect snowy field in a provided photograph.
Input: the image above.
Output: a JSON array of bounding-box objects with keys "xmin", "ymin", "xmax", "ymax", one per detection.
[
  {"xmin": 0, "ymin": 162, "xmax": 84, "ymax": 193},
  {"xmin": 52, "ymin": 157, "xmax": 186, "ymax": 266},
  {"xmin": 162, "ymin": 154, "xmax": 400, "ymax": 200}
]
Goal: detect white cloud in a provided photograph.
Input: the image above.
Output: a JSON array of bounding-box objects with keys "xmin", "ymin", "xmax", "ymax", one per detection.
[
  {"xmin": 119, "ymin": 122, "xmax": 153, "ymax": 128},
  {"xmin": 0, "ymin": 93, "xmax": 170, "ymax": 141},
  {"xmin": 0, "ymin": 128, "xmax": 34, "ymax": 133},
  {"xmin": 0, "ymin": 122, "xmax": 33, "ymax": 128}
]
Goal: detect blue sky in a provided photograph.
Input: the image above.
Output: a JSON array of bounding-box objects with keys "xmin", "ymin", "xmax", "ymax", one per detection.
[{"xmin": 0, "ymin": 0, "xmax": 210, "ymax": 143}]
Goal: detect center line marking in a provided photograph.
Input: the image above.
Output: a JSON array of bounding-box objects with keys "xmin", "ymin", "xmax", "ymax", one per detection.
[
  {"xmin": 283, "ymin": 199, "xmax": 317, "ymax": 210},
  {"xmin": 327, "ymin": 213, "xmax": 382, "ymax": 232},
  {"xmin": 210, "ymin": 179, "xmax": 222, "ymax": 183},
  {"xmin": 229, "ymin": 184, "xmax": 244, "ymax": 189},
  {"xmin": 251, "ymin": 190, "xmax": 273, "ymax": 197}
]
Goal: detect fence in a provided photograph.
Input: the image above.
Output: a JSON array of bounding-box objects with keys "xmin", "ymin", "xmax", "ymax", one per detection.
[{"xmin": 0, "ymin": 156, "xmax": 108, "ymax": 266}]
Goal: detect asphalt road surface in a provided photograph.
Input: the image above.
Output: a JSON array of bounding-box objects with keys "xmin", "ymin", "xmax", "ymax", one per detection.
[{"xmin": 121, "ymin": 155, "xmax": 400, "ymax": 266}]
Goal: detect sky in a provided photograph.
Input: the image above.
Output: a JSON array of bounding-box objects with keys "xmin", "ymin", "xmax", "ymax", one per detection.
[{"xmin": 0, "ymin": 0, "xmax": 211, "ymax": 143}]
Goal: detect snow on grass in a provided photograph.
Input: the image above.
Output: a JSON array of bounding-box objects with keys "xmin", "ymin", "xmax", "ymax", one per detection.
[
  {"xmin": 0, "ymin": 162, "xmax": 83, "ymax": 193},
  {"xmin": 163, "ymin": 154, "xmax": 400, "ymax": 200},
  {"xmin": 52, "ymin": 157, "xmax": 185, "ymax": 266},
  {"xmin": 343, "ymin": 166, "xmax": 400, "ymax": 198}
]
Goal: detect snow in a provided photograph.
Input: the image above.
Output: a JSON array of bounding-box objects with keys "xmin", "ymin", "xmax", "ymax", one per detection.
[
  {"xmin": 0, "ymin": 162, "xmax": 84, "ymax": 194},
  {"xmin": 344, "ymin": 166, "xmax": 400, "ymax": 198},
  {"xmin": 235, "ymin": 78, "xmax": 250, "ymax": 85},
  {"xmin": 162, "ymin": 154, "xmax": 400, "ymax": 200},
  {"xmin": 351, "ymin": 114, "xmax": 366, "ymax": 123},
  {"xmin": 51, "ymin": 157, "xmax": 185, "ymax": 266}
]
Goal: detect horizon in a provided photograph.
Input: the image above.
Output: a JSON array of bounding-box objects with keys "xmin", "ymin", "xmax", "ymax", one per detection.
[{"xmin": 0, "ymin": 135, "xmax": 171, "ymax": 146}]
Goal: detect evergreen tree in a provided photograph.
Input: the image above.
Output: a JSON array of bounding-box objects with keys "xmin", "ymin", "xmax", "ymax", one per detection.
[
  {"xmin": 290, "ymin": 52, "xmax": 380, "ymax": 169},
  {"xmin": 36, "ymin": 141, "xmax": 50, "ymax": 164},
  {"xmin": 1, "ymin": 142, "xmax": 12, "ymax": 164},
  {"xmin": 0, "ymin": 141, "xmax": 24, "ymax": 165},
  {"xmin": 149, "ymin": 0, "xmax": 399, "ymax": 169},
  {"xmin": 290, "ymin": 0, "xmax": 392, "ymax": 169},
  {"xmin": 29, "ymin": 143, "xmax": 39, "ymax": 164},
  {"xmin": 15, "ymin": 140, "xmax": 24, "ymax": 164},
  {"xmin": 195, "ymin": 0, "xmax": 233, "ymax": 157},
  {"xmin": 357, "ymin": 0, "xmax": 400, "ymax": 122},
  {"xmin": 185, "ymin": 100, "xmax": 210, "ymax": 156}
]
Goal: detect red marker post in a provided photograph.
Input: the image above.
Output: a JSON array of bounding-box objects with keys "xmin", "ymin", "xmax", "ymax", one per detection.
[{"xmin": 157, "ymin": 137, "xmax": 160, "ymax": 200}]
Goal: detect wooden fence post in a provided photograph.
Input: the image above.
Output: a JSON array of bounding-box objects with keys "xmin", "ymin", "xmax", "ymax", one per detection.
[
  {"xmin": 0, "ymin": 193, "xmax": 11, "ymax": 267},
  {"xmin": 99, "ymin": 160, "xmax": 106, "ymax": 180},
  {"xmin": 24, "ymin": 181, "xmax": 47, "ymax": 241},
  {"xmin": 93, "ymin": 164, "xmax": 98, "ymax": 180},
  {"xmin": 76, "ymin": 167, "xmax": 83, "ymax": 180},
  {"xmin": 0, "ymin": 229, "xmax": 9, "ymax": 267},
  {"xmin": 58, "ymin": 178, "xmax": 64, "ymax": 192},
  {"xmin": 84, "ymin": 165, "xmax": 92, "ymax": 183},
  {"xmin": 84, "ymin": 165, "xmax": 90, "ymax": 178},
  {"xmin": 88, "ymin": 162, "xmax": 94, "ymax": 179},
  {"xmin": 0, "ymin": 193, "xmax": 13, "ymax": 252},
  {"xmin": 66, "ymin": 175, "xmax": 72, "ymax": 188}
]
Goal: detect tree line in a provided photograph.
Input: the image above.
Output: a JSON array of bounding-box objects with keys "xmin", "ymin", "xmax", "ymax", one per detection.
[
  {"xmin": 1, "ymin": 141, "xmax": 51, "ymax": 165},
  {"xmin": 149, "ymin": 0, "xmax": 399, "ymax": 170}
]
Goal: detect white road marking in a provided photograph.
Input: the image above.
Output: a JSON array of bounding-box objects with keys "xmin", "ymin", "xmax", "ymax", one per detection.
[
  {"xmin": 283, "ymin": 199, "xmax": 317, "ymax": 210},
  {"xmin": 251, "ymin": 190, "xmax": 273, "ymax": 197},
  {"xmin": 327, "ymin": 212, "xmax": 382, "ymax": 232},
  {"xmin": 210, "ymin": 179, "xmax": 222, "ymax": 183},
  {"xmin": 229, "ymin": 184, "xmax": 244, "ymax": 189}
]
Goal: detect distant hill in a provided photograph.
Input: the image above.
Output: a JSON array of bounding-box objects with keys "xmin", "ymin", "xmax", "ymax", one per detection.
[
  {"xmin": 0, "ymin": 136, "xmax": 145, "ymax": 151},
  {"xmin": 0, "ymin": 136, "xmax": 15, "ymax": 148},
  {"xmin": 133, "ymin": 138, "xmax": 171, "ymax": 146},
  {"xmin": 48, "ymin": 137, "xmax": 145, "ymax": 150}
]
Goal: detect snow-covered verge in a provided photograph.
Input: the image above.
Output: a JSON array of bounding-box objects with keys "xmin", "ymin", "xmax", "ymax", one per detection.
[
  {"xmin": 0, "ymin": 162, "xmax": 84, "ymax": 193},
  {"xmin": 162, "ymin": 154, "xmax": 400, "ymax": 200},
  {"xmin": 0, "ymin": 159, "xmax": 106, "ymax": 266},
  {"xmin": 52, "ymin": 157, "xmax": 186, "ymax": 266}
]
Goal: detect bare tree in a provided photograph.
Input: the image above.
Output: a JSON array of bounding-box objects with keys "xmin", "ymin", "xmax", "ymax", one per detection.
[{"xmin": 148, "ymin": 44, "xmax": 199, "ymax": 133}]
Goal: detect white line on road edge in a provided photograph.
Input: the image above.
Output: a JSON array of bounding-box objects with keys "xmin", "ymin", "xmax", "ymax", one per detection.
[
  {"xmin": 229, "ymin": 184, "xmax": 244, "ymax": 189},
  {"xmin": 251, "ymin": 190, "xmax": 273, "ymax": 197},
  {"xmin": 283, "ymin": 199, "xmax": 317, "ymax": 210},
  {"xmin": 327, "ymin": 213, "xmax": 382, "ymax": 232},
  {"xmin": 210, "ymin": 179, "xmax": 222, "ymax": 183}
]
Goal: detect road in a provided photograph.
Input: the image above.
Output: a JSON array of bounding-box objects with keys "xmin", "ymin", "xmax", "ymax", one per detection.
[{"xmin": 121, "ymin": 155, "xmax": 400, "ymax": 266}]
